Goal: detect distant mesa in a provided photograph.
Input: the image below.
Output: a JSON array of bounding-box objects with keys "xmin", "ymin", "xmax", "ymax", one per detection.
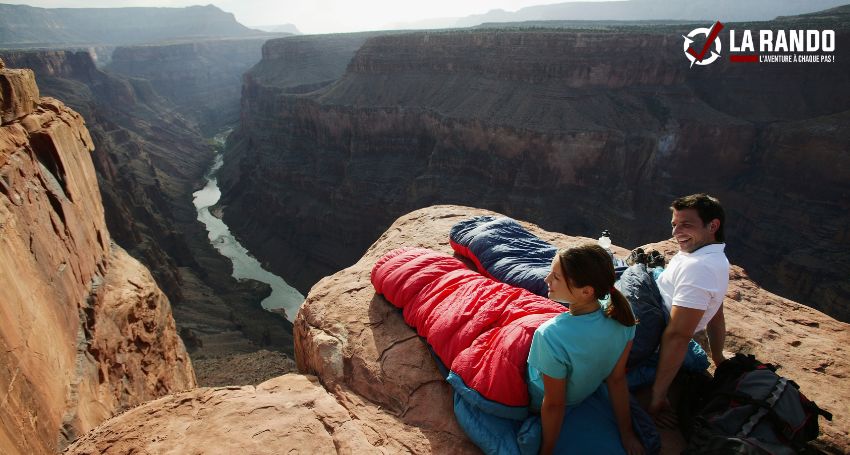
[
  {"xmin": 455, "ymin": 0, "xmax": 850, "ymax": 27},
  {"xmin": 250, "ymin": 23, "xmax": 301, "ymax": 34},
  {"xmin": 384, "ymin": 0, "xmax": 850, "ymax": 31},
  {"xmin": 0, "ymin": 3, "xmax": 267, "ymax": 49}
]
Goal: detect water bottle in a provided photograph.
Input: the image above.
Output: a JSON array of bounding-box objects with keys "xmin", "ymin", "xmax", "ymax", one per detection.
[
  {"xmin": 598, "ymin": 229, "xmax": 616, "ymax": 265},
  {"xmin": 597, "ymin": 230, "xmax": 612, "ymax": 251}
]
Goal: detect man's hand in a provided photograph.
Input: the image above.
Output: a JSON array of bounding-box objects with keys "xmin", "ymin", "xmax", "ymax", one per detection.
[
  {"xmin": 620, "ymin": 429, "xmax": 646, "ymax": 455},
  {"xmin": 712, "ymin": 353, "xmax": 726, "ymax": 367},
  {"xmin": 648, "ymin": 396, "xmax": 677, "ymax": 429},
  {"xmin": 651, "ymin": 306, "xmax": 704, "ymax": 420}
]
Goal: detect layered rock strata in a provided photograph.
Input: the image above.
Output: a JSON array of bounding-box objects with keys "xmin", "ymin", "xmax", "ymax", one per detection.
[
  {"xmin": 220, "ymin": 17, "xmax": 850, "ymax": 321},
  {"xmin": 61, "ymin": 205, "xmax": 850, "ymax": 454},
  {"xmin": 0, "ymin": 60, "xmax": 195, "ymax": 454},
  {"xmin": 0, "ymin": 51, "xmax": 294, "ymax": 383}
]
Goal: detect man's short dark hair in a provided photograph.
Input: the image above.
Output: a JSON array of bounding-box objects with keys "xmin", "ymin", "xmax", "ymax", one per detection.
[{"xmin": 670, "ymin": 193, "xmax": 725, "ymax": 242}]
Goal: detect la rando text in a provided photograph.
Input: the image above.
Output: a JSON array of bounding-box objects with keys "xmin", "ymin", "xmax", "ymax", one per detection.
[{"xmin": 730, "ymin": 29, "xmax": 836, "ymax": 53}]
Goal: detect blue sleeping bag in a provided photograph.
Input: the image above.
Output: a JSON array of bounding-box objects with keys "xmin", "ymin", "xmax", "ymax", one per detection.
[
  {"xmin": 452, "ymin": 374, "xmax": 654, "ymax": 455},
  {"xmin": 450, "ymin": 215, "xmax": 556, "ymax": 296},
  {"xmin": 430, "ymin": 351, "xmax": 660, "ymax": 454}
]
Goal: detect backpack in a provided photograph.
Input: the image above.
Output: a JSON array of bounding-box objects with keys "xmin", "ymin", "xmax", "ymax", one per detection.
[{"xmin": 685, "ymin": 353, "xmax": 832, "ymax": 454}]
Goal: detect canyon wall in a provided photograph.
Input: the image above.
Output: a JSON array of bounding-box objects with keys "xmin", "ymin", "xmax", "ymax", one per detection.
[
  {"xmin": 219, "ymin": 17, "xmax": 850, "ymax": 321},
  {"xmin": 108, "ymin": 37, "xmax": 274, "ymax": 134},
  {"xmin": 0, "ymin": 58, "xmax": 194, "ymax": 454},
  {"xmin": 0, "ymin": 50, "xmax": 295, "ymax": 383}
]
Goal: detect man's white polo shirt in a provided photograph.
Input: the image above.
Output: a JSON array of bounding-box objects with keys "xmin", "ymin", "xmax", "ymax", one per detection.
[{"xmin": 656, "ymin": 243, "xmax": 730, "ymax": 333}]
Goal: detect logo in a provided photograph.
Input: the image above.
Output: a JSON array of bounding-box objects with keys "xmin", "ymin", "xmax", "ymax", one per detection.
[
  {"xmin": 680, "ymin": 20, "xmax": 835, "ymax": 66},
  {"xmin": 683, "ymin": 21, "xmax": 724, "ymax": 67}
]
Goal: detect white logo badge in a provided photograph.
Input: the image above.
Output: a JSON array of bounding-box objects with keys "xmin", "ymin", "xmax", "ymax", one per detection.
[{"xmin": 683, "ymin": 22, "xmax": 724, "ymax": 67}]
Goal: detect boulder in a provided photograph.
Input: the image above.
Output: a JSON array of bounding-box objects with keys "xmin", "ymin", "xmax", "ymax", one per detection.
[{"xmin": 0, "ymin": 66, "xmax": 39, "ymax": 124}]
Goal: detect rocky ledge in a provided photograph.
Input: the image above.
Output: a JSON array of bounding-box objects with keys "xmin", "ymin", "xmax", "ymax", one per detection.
[{"xmin": 65, "ymin": 205, "xmax": 850, "ymax": 454}]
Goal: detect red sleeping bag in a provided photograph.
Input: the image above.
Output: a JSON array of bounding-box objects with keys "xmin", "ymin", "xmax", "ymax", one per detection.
[{"xmin": 371, "ymin": 247, "xmax": 566, "ymax": 407}]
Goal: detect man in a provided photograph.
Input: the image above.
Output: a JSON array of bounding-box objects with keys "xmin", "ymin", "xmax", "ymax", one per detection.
[{"xmin": 649, "ymin": 193, "xmax": 730, "ymax": 418}]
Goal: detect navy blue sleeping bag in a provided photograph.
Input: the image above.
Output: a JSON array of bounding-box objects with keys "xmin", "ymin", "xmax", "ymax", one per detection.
[{"xmin": 450, "ymin": 215, "xmax": 556, "ymax": 296}]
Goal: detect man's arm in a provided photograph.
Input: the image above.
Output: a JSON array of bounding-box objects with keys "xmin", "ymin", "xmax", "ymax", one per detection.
[
  {"xmin": 650, "ymin": 306, "xmax": 704, "ymax": 414},
  {"xmin": 706, "ymin": 304, "xmax": 726, "ymax": 366}
]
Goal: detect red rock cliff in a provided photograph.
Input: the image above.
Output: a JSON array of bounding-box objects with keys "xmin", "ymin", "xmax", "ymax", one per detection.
[
  {"xmin": 0, "ymin": 58, "xmax": 195, "ymax": 454},
  {"xmin": 0, "ymin": 50, "xmax": 296, "ymax": 379}
]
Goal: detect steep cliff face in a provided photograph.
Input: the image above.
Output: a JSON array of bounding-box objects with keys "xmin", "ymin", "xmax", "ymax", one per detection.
[
  {"xmin": 108, "ymin": 37, "xmax": 273, "ymax": 134},
  {"xmin": 220, "ymin": 19, "xmax": 850, "ymax": 321},
  {"xmin": 0, "ymin": 50, "xmax": 295, "ymax": 384},
  {"xmin": 61, "ymin": 206, "xmax": 850, "ymax": 454},
  {"xmin": 249, "ymin": 32, "xmax": 382, "ymax": 91},
  {"xmin": 0, "ymin": 59, "xmax": 195, "ymax": 454}
]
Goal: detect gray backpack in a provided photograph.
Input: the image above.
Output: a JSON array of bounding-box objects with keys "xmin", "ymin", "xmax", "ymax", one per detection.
[{"xmin": 685, "ymin": 354, "xmax": 832, "ymax": 454}]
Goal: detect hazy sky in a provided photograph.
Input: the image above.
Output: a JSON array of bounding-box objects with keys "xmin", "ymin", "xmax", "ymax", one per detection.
[{"xmin": 9, "ymin": 1, "xmax": 571, "ymax": 34}]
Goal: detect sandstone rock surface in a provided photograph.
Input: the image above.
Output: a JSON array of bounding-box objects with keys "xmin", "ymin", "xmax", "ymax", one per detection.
[
  {"xmin": 0, "ymin": 63, "xmax": 194, "ymax": 454},
  {"xmin": 66, "ymin": 374, "xmax": 392, "ymax": 454},
  {"xmin": 0, "ymin": 66, "xmax": 39, "ymax": 124}
]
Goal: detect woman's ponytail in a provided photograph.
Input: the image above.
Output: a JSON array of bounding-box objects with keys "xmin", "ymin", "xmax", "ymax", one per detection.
[
  {"xmin": 558, "ymin": 244, "xmax": 638, "ymax": 328},
  {"xmin": 606, "ymin": 287, "xmax": 637, "ymax": 327}
]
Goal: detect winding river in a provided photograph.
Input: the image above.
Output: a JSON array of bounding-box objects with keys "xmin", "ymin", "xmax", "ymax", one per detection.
[{"xmin": 192, "ymin": 131, "xmax": 305, "ymax": 321}]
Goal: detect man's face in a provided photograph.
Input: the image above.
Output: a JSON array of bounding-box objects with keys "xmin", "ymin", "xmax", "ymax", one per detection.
[{"xmin": 671, "ymin": 208, "xmax": 718, "ymax": 253}]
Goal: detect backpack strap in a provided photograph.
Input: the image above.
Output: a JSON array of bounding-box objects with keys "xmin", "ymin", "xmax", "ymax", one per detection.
[
  {"xmin": 807, "ymin": 401, "xmax": 833, "ymax": 421},
  {"xmin": 737, "ymin": 376, "xmax": 788, "ymax": 438}
]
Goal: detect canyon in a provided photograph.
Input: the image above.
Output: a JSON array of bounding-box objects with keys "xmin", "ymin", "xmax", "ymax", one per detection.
[
  {"xmin": 107, "ymin": 37, "xmax": 273, "ymax": 135},
  {"xmin": 0, "ymin": 44, "xmax": 295, "ymax": 385},
  {"xmin": 2, "ymin": 3, "xmax": 850, "ymax": 453},
  {"xmin": 219, "ymin": 11, "xmax": 850, "ymax": 323}
]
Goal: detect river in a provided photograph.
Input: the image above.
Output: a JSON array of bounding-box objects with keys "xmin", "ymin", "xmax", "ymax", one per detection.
[{"xmin": 192, "ymin": 131, "xmax": 305, "ymax": 321}]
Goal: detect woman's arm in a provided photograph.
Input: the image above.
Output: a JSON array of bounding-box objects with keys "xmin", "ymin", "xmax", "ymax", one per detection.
[
  {"xmin": 539, "ymin": 374, "xmax": 567, "ymax": 455},
  {"xmin": 606, "ymin": 341, "xmax": 645, "ymax": 455}
]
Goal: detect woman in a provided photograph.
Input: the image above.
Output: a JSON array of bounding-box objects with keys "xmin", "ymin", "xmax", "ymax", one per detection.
[{"xmin": 528, "ymin": 244, "xmax": 644, "ymax": 455}]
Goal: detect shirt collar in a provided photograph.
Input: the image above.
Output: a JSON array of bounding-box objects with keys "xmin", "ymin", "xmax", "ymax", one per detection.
[{"xmin": 685, "ymin": 243, "xmax": 725, "ymax": 256}]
